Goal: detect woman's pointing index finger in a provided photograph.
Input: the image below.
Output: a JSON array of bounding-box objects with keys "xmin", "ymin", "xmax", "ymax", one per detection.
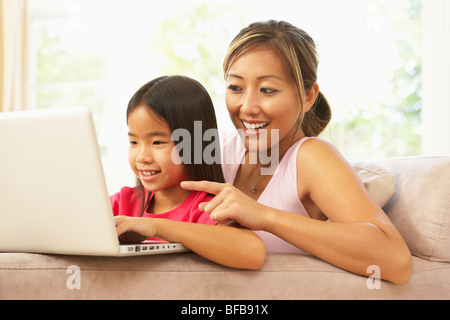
[{"xmin": 181, "ymin": 181, "xmax": 228, "ymax": 196}]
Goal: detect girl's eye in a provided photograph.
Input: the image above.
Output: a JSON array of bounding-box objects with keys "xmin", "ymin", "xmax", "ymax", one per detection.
[
  {"xmin": 129, "ymin": 141, "xmax": 137, "ymax": 145},
  {"xmin": 261, "ymin": 88, "xmax": 277, "ymax": 94}
]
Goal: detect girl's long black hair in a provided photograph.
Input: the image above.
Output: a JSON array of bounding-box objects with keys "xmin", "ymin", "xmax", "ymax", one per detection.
[{"xmin": 126, "ymin": 76, "xmax": 225, "ymax": 215}]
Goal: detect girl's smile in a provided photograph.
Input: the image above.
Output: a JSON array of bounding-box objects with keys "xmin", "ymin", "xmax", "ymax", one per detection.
[
  {"xmin": 139, "ymin": 170, "xmax": 161, "ymax": 182},
  {"xmin": 127, "ymin": 105, "xmax": 190, "ymax": 205}
]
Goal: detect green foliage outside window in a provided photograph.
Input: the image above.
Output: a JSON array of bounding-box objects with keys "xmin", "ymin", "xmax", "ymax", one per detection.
[{"xmin": 33, "ymin": 0, "xmax": 422, "ymax": 160}]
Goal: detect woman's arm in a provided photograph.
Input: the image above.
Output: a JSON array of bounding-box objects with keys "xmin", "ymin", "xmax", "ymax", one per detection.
[
  {"xmin": 114, "ymin": 216, "xmax": 266, "ymax": 270},
  {"xmin": 287, "ymin": 138, "xmax": 412, "ymax": 284},
  {"xmin": 181, "ymin": 139, "xmax": 413, "ymax": 284}
]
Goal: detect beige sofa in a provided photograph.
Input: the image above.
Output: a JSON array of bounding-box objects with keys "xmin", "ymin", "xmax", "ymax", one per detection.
[{"xmin": 1, "ymin": 156, "xmax": 449, "ymax": 300}]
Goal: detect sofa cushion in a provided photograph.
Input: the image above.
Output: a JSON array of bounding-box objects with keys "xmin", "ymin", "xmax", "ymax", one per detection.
[
  {"xmin": 378, "ymin": 157, "xmax": 450, "ymax": 262},
  {"xmin": 352, "ymin": 161, "xmax": 396, "ymax": 208},
  {"xmin": 1, "ymin": 252, "xmax": 449, "ymax": 300}
]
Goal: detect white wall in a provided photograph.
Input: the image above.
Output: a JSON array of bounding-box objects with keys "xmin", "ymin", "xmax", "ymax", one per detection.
[{"xmin": 422, "ymin": 0, "xmax": 450, "ymax": 156}]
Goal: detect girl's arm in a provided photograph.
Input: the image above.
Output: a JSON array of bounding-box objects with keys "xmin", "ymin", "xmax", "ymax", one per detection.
[
  {"xmin": 114, "ymin": 216, "xmax": 266, "ymax": 270},
  {"xmin": 181, "ymin": 139, "xmax": 413, "ymax": 284}
]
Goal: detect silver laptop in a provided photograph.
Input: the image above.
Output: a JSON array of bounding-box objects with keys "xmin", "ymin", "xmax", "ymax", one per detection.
[{"xmin": 0, "ymin": 107, "xmax": 189, "ymax": 256}]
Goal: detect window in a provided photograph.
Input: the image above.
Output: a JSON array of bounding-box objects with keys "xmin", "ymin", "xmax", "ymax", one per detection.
[{"xmin": 30, "ymin": 0, "xmax": 425, "ymax": 193}]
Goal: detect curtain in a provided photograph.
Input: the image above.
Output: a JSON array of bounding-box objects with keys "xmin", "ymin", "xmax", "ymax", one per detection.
[{"xmin": 0, "ymin": 0, "xmax": 29, "ymax": 112}]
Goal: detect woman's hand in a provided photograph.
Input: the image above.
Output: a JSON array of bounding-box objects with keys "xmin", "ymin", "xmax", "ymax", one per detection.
[
  {"xmin": 114, "ymin": 216, "xmax": 156, "ymax": 243},
  {"xmin": 181, "ymin": 181, "xmax": 271, "ymax": 231}
]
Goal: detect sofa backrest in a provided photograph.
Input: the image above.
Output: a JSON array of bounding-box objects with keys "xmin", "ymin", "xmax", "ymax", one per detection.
[{"xmin": 377, "ymin": 157, "xmax": 450, "ymax": 263}]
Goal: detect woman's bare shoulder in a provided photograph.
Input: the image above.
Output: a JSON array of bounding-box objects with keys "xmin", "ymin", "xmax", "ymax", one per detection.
[
  {"xmin": 297, "ymin": 137, "xmax": 347, "ymax": 166},
  {"xmin": 296, "ymin": 137, "xmax": 357, "ymax": 197}
]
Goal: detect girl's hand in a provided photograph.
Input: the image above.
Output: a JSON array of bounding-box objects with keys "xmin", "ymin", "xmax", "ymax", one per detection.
[
  {"xmin": 114, "ymin": 216, "xmax": 156, "ymax": 243},
  {"xmin": 181, "ymin": 181, "xmax": 270, "ymax": 231}
]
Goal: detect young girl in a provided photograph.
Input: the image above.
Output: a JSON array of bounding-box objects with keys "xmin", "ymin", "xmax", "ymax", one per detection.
[
  {"xmin": 111, "ymin": 76, "xmax": 265, "ymax": 270},
  {"xmin": 182, "ymin": 20, "xmax": 413, "ymax": 284}
]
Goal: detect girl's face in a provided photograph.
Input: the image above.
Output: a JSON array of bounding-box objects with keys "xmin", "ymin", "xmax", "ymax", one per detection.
[
  {"xmin": 128, "ymin": 105, "xmax": 190, "ymax": 200},
  {"xmin": 225, "ymin": 46, "xmax": 304, "ymax": 154}
]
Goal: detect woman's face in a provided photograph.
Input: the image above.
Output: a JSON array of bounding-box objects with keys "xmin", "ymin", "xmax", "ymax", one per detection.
[{"xmin": 225, "ymin": 46, "xmax": 304, "ymax": 153}]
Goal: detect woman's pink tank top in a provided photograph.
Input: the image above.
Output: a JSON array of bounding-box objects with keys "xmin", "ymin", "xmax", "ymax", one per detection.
[{"xmin": 221, "ymin": 130, "xmax": 310, "ymax": 253}]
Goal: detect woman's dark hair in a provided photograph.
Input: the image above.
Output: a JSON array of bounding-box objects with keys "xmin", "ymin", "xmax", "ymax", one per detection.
[
  {"xmin": 224, "ymin": 20, "xmax": 332, "ymax": 137},
  {"xmin": 127, "ymin": 75, "xmax": 225, "ymax": 214}
]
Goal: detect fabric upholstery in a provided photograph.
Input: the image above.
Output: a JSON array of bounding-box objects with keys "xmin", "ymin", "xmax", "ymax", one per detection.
[
  {"xmin": 1, "ymin": 156, "xmax": 449, "ymax": 300},
  {"xmin": 379, "ymin": 157, "xmax": 450, "ymax": 262},
  {"xmin": 352, "ymin": 161, "xmax": 396, "ymax": 208},
  {"xmin": 0, "ymin": 252, "xmax": 449, "ymax": 300}
]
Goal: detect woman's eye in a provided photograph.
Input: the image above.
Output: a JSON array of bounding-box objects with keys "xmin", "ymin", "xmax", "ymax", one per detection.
[
  {"xmin": 227, "ymin": 85, "xmax": 242, "ymax": 92},
  {"xmin": 261, "ymin": 88, "xmax": 277, "ymax": 94},
  {"xmin": 153, "ymin": 141, "xmax": 166, "ymax": 146},
  {"xmin": 129, "ymin": 141, "xmax": 137, "ymax": 145}
]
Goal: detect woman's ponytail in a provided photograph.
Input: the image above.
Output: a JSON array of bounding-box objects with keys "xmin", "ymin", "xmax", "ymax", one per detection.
[{"xmin": 301, "ymin": 91, "xmax": 332, "ymax": 137}]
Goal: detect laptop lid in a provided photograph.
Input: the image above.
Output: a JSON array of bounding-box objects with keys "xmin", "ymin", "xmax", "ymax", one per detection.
[{"xmin": 0, "ymin": 107, "xmax": 187, "ymax": 256}]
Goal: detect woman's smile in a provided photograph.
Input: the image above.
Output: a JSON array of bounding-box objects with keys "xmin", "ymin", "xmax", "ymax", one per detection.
[
  {"xmin": 226, "ymin": 46, "xmax": 304, "ymax": 153},
  {"xmin": 241, "ymin": 120, "xmax": 270, "ymax": 131}
]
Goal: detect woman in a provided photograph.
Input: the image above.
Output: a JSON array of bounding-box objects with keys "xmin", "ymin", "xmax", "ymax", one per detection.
[{"xmin": 182, "ymin": 20, "xmax": 412, "ymax": 284}]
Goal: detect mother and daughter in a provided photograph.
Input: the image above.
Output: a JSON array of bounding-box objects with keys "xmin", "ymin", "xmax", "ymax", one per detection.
[{"xmin": 111, "ymin": 20, "xmax": 412, "ymax": 283}]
